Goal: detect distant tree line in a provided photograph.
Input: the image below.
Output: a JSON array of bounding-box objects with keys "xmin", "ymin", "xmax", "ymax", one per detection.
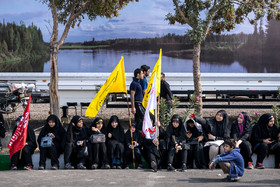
[{"xmin": 0, "ymin": 21, "xmax": 49, "ymax": 62}]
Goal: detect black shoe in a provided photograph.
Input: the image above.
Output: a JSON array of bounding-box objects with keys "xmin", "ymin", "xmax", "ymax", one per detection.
[
  {"xmin": 167, "ymin": 164, "xmax": 176, "ymax": 171},
  {"xmin": 116, "ymin": 165, "xmax": 122, "ymax": 169},
  {"xmin": 151, "ymin": 161, "xmax": 157, "ymax": 172},
  {"xmin": 181, "ymin": 163, "xmax": 187, "ymax": 171},
  {"xmin": 38, "ymin": 165, "xmax": 45, "ymax": 170},
  {"xmin": 51, "ymin": 165, "xmax": 58, "ymax": 170}
]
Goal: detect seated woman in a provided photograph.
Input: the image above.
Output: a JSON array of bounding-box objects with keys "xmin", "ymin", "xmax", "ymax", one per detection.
[
  {"xmin": 251, "ymin": 113, "xmax": 280, "ymax": 169},
  {"xmin": 10, "ymin": 116, "xmax": 37, "ymax": 170},
  {"xmin": 64, "ymin": 115, "xmax": 88, "ymax": 169},
  {"xmin": 184, "ymin": 118, "xmax": 207, "ymax": 169},
  {"xmin": 193, "ymin": 110, "xmax": 230, "ymax": 165},
  {"xmin": 106, "ymin": 115, "xmax": 125, "ymax": 169},
  {"xmin": 230, "ymin": 112, "xmax": 253, "ymax": 169},
  {"xmin": 124, "ymin": 122, "xmax": 142, "ymax": 169},
  {"xmin": 166, "ymin": 114, "xmax": 187, "ymax": 171},
  {"xmin": 88, "ymin": 117, "xmax": 110, "ymax": 169},
  {"xmin": 37, "ymin": 115, "xmax": 66, "ymax": 170},
  {"xmin": 142, "ymin": 113, "xmax": 165, "ymax": 172}
]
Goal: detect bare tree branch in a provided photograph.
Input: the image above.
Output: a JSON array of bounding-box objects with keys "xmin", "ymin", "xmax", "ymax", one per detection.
[{"xmin": 172, "ymin": 0, "xmax": 193, "ymax": 27}]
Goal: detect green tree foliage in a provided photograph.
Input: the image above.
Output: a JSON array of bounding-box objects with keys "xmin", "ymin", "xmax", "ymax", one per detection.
[
  {"xmin": 166, "ymin": 0, "xmax": 280, "ymax": 115},
  {"xmin": 0, "ymin": 21, "xmax": 49, "ymax": 62}
]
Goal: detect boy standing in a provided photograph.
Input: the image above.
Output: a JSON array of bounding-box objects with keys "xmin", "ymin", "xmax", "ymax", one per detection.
[{"xmin": 209, "ymin": 139, "xmax": 244, "ymax": 182}]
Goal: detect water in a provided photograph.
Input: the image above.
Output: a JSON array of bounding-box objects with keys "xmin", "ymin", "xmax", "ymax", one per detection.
[{"xmin": 43, "ymin": 49, "xmax": 250, "ymax": 73}]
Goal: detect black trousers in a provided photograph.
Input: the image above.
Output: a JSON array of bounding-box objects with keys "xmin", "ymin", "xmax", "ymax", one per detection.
[
  {"xmin": 254, "ymin": 142, "xmax": 280, "ymax": 165},
  {"xmin": 88, "ymin": 142, "xmax": 108, "ymax": 166},
  {"xmin": 11, "ymin": 145, "xmax": 33, "ymax": 167},
  {"xmin": 64, "ymin": 142, "xmax": 86, "ymax": 166},
  {"xmin": 167, "ymin": 147, "xmax": 187, "ymax": 167},
  {"xmin": 239, "ymin": 140, "xmax": 253, "ymax": 167},
  {"xmin": 39, "ymin": 144, "xmax": 60, "ymax": 168},
  {"xmin": 134, "ymin": 102, "xmax": 145, "ymax": 131},
  {"xmin": 124, "ymin": 147, "xmax": 142, "ymax": 166},
  {"xmin": 107, "ymin": 140, "xmax": 124, "ymax": 165},
  {"xmin": 187, "ymin": 143, "xmax": 207, "ymax": 169},
  {"xmin": 143, "ymin": 144, "xmax": 161, "ymax": 167}
]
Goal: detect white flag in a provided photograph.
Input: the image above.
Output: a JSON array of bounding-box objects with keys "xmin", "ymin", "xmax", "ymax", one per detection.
[{"xmin": 142, "ymin": 73, "xmax": 157, "ymax": 139}]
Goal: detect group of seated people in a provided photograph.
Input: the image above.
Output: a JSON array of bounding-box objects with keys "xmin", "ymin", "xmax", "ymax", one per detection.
[{"xmin": 8, "ymin": 110, "xmax": 280, "ymax": 173}]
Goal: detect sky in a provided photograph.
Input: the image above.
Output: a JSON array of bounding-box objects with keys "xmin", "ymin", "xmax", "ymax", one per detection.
[{"xmin": 0, "ymin": 0, "xmax": 256, "ymax": 42}]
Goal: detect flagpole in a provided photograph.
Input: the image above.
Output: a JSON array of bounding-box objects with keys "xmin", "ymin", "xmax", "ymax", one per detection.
[
  {"xmin": 126, "ymin": 93, "xmax": 135, "ymax": 169},
  {"xmin": 19, "ymin": 149, "xmax": 23, "ymax": 160}
]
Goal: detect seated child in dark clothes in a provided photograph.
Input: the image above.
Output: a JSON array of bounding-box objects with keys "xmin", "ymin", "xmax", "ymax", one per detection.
[{"xmin": 209, "ymin": 139, "xmax": 244, "ymax": 182}]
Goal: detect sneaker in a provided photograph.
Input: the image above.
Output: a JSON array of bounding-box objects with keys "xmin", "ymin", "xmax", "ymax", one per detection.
[
  {"xmin": 181, "ymin": 163, "xmax": 187, "ymax": 172},
  {"xmin": 151, "ymin": 161, "xmax": 157, "ymax": 172},
  {"xmin": 230, "ymin": 176, "xmax": 240, "ymax": 182},
  {"xmin": 51, "ymin": 165, "xmax": 58, "ymax": 170},
  {"xmin": 137, "ymin": 164, "xmax": 143, "ymax": 169},
  {"xmin": 167, "ymin": 163, "xmax": 176, "ymax": 171},
  {"xmin": 124, "ymin": 166, "xmax": 129, "ymax": 169},
  {"xmin": 24, "ymin": 165, "xmax": 33, "ymax": 170},
  {"xmin": 247, "ymin": 162, "xmax": 253, "ymax": 169},
  {"xmin": 91, "ymin": 163, "xmax": 98, "ymax": 169},
  {"xmin": 255, "ymin": 163, "xmax": 265, "ymax": 169},
  {"xmin": 38, "ymin": 165, "xmax": 44, "ymax": 170},
  {"xmin": 77, "ymin": 163, "xmax": 86, "ymax": 169},
  {"xmin": 116, "ymin": 165, "xmax": 122, "ymax": 169},
  {"xmin": 11, "ymin": 165, "xmax": 17, "ymax": 170},
  {"xmin": 65, "ymin": 163, "xmax": 74, "ymax": 169},
  {"xmin": 112, "ymin": 165, "xmax": 117, "ymax": 169},
  {"xmin": 101, "ymin": 164, "xmax": 110, "ymax": 169}
]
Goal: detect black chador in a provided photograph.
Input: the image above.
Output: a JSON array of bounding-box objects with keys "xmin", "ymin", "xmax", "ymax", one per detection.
[
  {"xmin": 88, "ymin": 117, "xmax": 110, "ymax": 169},
  {"xmin": 106, "ymin": 115, "xmax": 125, "ymax": 169},
  {"xmin": 37, "ymin": 115, "xmax": 66, "ymax": 169},
  {"xmin": 64, "ymin": 115, "xmax": 88, "ymax": 169}
]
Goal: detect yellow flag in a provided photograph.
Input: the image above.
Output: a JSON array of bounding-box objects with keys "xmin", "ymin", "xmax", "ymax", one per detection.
[
  {"xmin": 142, "ymin": 49, "xmax": 162, "ymax": 109},
  {"xmin": 85, "ymin": 57, "xmax": 127, "ymax": 117}
]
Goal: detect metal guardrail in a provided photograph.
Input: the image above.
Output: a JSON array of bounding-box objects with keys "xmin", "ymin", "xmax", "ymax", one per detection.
[{"xmin": 0, "ymin": 73, "xmax": 279, "ymax": 107}]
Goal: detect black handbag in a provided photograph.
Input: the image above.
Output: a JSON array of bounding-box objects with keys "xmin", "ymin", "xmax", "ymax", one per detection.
[{"xmin": 77, "ymin": 143, "xmax": 88, "ymax": 158}]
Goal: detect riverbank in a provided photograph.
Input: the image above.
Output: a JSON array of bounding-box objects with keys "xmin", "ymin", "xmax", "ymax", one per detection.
[{"xmin": 60, "ymin": 45, "xmax": 109, "ymax": 49}]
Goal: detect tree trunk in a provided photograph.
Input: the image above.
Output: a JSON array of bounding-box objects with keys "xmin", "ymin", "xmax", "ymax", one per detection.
[
  {"xmin": 192, "ymin": 43, "xmax": 203, "ymax": 116},
  {"xmin": 49, "ymin": 42, "xmax": 60, "ymax": 117}
]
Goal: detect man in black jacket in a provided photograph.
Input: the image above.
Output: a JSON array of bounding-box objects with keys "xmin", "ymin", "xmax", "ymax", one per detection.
[{"xmin": 160, "ymin": 72, "xmax": 173, "ymax": 112}]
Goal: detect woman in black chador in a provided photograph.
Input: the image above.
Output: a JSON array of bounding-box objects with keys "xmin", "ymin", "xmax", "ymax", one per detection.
[
  {"xmin": 251, "ymin": 113, "xmax": 280, "ymax": 169},
  {"xmin": 124, "ymin": 122, "xmax": 142, "ymax": 169},
  {"xmin": 88, "ymin": 117, "xmax": 110, "ymax": 169},
  {"xmin": 166, "ymin": 114, "xmax": 187, "ymax": 171},
  {"xmin": 64, "ymin": 115, "xmax": 88, "ymax": 169},
  {"xmin": 106, "ymin": 115, "xmax": 125, "ymax": 169},
  {"xmin": 230, "ymin": 112, "xmax": 253, "ymax": 169},
  {"xmin": 37, "ymin": 115, "xmax": 66, "ymax": 170},
  {"xmin": 193, "ymin": 110, "xmax": 230, "ymax": 163},
  {"xmin": 10, "ymin": 116, "xmax": 37, "ymax": 170},
  {"xmin": 184, "ymin": 118, "xmax": 207, "ymax": 169}
]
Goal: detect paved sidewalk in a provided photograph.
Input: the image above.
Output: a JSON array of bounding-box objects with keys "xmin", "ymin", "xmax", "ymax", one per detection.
[{"xmin": 0, "ymin": 169, "xmax": 279, "ymax": 186}]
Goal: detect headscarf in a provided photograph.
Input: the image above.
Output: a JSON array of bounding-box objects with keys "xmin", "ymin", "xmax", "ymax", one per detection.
[
  {"xmin": 257, "ymin": 113, "xmax": 274, "ymax": 137},
  {"xmin": 66, "ymin": 115, "xmax": 87, "ymax": 142},
  {"xmin": 166, "ymin": 114, "xmax": 185, "ymax": 146},
  {"xmin": 208, "ymin": 110, "xmax": 230, "ymax": 139},
  {"xmin": 106, "ymin": 115, "xmax": 124, "ymax": 143},
  {"xmin": 89, "ymin": 117, "xmax": 106, "ymax": 135}
]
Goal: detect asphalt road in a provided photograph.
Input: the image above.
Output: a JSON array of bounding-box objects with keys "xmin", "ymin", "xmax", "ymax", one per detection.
[{"xmin": 0, "ymin": 168, "xmax": 279, "ymax": 186}]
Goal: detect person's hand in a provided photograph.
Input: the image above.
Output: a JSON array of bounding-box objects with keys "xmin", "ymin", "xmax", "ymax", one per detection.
[
  {"xmin": 152, "ymin": 139, "xmax": 159, "ymax": 146},
  {"xmin": 209, "ymin": 162, "xmax": 215, "ymax": 170},
  {"xmin": 129, "ymin": 145, "xmax": 135, "ymax": 149},
  {"xmin": 48, "ymin": 133, "xmax": 55, "ymax": 139},
  {"xmin": 236, "ymin": 140, "xmax": 242, "ymax": 148},
  {"xmin": 80, "ymin": 140, "xmax": 84, "ymax": 146},
  {"xmin": 198, "ymin": 136, "xmax": 203, "ymax": 142},
  {"xmin": 108, "ymin": 133, "xmax": 112, "ymax": 138},
  {"xmin": 154, "ymin": 121, "xmax": 161, "ymax": 127},
  {"xmin": 131, "ymin": 107, "xmax": 136, "ymax": 115},
  {"xmin": 175, "ymin": 144, "xmax": 182, "ymax": 152},
  {"xmin": 264, "ymin": 138, "xmax": 272, "ymax": 144},
  {"xmin": 186, "ymin": 131, "xmax": 192, "ymax": 139},
  {"xmin": 92, "ymin": 127, "xmax": 100, "ymax": 132},
  {"xmin": 208, "ymin": 134, "xmax": 215, "ymax": 140}
]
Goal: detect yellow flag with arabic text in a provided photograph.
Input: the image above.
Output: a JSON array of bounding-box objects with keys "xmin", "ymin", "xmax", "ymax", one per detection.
[
  {"xmin": 142, "ymin": 49, "xmax": 162, "ymax": 109},
  {"xmin": 85, "ymin": 57, "xmax": 127, "ymax": 117}
]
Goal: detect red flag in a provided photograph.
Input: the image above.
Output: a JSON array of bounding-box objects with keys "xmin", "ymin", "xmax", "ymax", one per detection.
[{"xmin": 8, "ymin": 96, "xmax": 31, "ymax": 158}]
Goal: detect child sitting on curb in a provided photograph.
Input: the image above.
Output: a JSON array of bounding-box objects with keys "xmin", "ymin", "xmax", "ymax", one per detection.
[{"xmin": 209, "ymin": 139, "xmax": 244, "ymax": 182}]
